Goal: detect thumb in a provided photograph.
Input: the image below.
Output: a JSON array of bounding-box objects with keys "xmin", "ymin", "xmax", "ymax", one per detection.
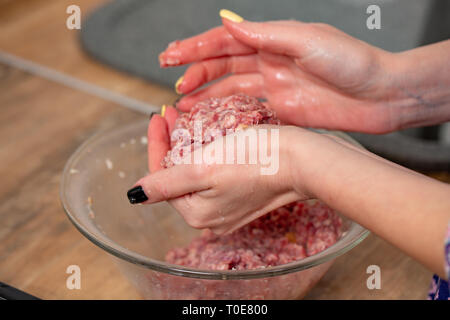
[
  {"xmin": 220, "ymin": 10, "xmax": 306, "ymax": 57},
  {"xmin": 127, "ymin": 164, "xmax": 211, "ymax": 205}
]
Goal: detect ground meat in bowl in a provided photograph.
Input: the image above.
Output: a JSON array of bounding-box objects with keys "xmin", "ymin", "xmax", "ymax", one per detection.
[{"xmin": 166, "ymin": 200, "xmax": 342, "ymax": 270}]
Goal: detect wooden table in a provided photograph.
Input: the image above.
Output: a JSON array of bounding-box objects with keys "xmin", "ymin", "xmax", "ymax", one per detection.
[{"xmin": 0, "ymin": 0, "xmax": 442, "ymax": 300}]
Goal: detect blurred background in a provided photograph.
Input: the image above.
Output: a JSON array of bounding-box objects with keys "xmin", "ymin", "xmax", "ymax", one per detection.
[{"xmin": 0, "ymin": 0, "xmax": 448, "ymax": 300}]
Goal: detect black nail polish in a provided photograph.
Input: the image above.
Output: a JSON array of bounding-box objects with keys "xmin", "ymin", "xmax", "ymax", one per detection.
[{"xmin": 127, "ymin": 186, "xmax": 148, "ymax": 204}]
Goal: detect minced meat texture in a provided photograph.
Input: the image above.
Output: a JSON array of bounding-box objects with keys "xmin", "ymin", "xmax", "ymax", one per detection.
[
  {"xmin": 162, "ymin": 94, "xmax": 280, "ymax": 168},
  {"xmin": 166, "ymin": 200, "xmax": 342, "ymax": 270}
]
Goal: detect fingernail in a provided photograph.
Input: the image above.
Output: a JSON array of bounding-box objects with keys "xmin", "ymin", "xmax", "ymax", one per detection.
[
  {"xmin": 161, "ymin": 104, "xmax": 167, "ymax": 117},
  {"xmin": 127, "ymin": 186, "xmax": 148, "ymax": 204},
  {"xmin": 173, "ymin": 97, "xmax": 181, "ymax": 108},
  {"xmin": 175, "ymin": 76, "xmax": 184, "ymax": 94},
  {"xmin": 219, "ymin": 9, "xmax": 244, "ymax": 23}
]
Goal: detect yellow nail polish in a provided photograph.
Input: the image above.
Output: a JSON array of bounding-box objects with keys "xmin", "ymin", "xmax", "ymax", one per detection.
[
  {"xmin": 219, "ymin": 9, "xmax": 244, "ymax": 23},
  {"xmin": 175, "ymin": 76, "xmax": 184, "ymax": 94},
  {"xmin": 161, "ymin": 104, "xmax": 166, "ymax": 117}
]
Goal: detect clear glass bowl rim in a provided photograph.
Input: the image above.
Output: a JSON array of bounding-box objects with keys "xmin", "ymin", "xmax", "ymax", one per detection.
[{"xmin": 60, "ymin": 119, "xmax": 370, "ymax": 280}]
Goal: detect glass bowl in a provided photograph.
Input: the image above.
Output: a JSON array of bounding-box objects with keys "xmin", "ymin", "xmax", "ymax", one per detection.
[{"xmin": 60, "ymin": 119, "xmax": 369, "ymax": 299}]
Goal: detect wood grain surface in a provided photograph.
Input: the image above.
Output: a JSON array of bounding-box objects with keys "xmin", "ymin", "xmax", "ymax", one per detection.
[{"xmin": 0, "ymin": 0, "xmax": 444, "ymax": 300}]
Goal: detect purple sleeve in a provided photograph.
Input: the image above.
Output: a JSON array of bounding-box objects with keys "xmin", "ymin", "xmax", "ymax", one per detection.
[{"xmin": 427, "ymin": 221, "xmax": 450, "ymax": 300}]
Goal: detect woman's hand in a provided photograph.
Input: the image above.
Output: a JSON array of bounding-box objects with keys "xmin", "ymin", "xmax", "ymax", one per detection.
[
  {"xmin": 133, "ymin": 110, "xmax": 307, "ymax": 234},
  {"xmin": 134, "ymin": 106, "xmax": 394, "ymax": 235},
  {"xmin": 159, "ymin": 12, "xmax": 450, "ymax": 133},
  {"xmin": 133, "ymin": 107, "xmax": 389, "ymax": 234},
  {"xmin": 159, "ymin": 13, "xmax": 401, "ymax": 133}
]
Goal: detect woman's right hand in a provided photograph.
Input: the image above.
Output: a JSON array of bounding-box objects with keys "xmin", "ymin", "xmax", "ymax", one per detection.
[{"xmin": 159, "ymin": 12, "xmax": 403, "ymax": 133}]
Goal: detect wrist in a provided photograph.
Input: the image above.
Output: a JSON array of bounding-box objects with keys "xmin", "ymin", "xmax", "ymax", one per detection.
[
  {"xmin": 283, "ymin": 127, "xmax": 322, "ymax": 199},
  {"xmin": 377, "ymin": 42, "xmax": 450, "ymax": 130}
]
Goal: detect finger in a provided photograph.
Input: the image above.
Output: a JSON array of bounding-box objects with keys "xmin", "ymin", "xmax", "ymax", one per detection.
[
  {"xmin": 168, "ymin": 195, "xmax": 227, "ymax": 229},
  {"xmin": 159, "ymin": 26, "xmax": 255, "ymax": 67},
  {"xmin": 164, "ymin": 105, "xmax": 179, "ymax": 134},
  {"xmin": 147, "ymin": 114, "xmax": 170, "ymax": 173},
  {"xmin": 222, "ymin": 18, "xmax": 309, "ymax": 58},
  {"xmin": 176, "ymin": 55, "xmax": 259, "ymax": 94},
  {"xmin": 131, "ymin": 164, "xmax": 212, "ymax": 204},
  {"xmin": 176, "ymin": 73, "xmax": 264, "ymax": 111}
]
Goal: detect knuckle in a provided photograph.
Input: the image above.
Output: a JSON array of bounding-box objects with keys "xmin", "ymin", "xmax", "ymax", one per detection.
[
  {"xmin": 228, "ymin": 56, "xmax": 238, "ymax": 74},
  {"xmin": 185, "ymin": 214, "xmax": 207, "ymax": 229},
  {"xmin": 296, "ymin": 23, "xmax": 320, "ymax": 37},
  {"xmin": 191, "ymin": 163, "xmax": 215, "ymax": 179},
  {"xmin": 152, "ymin": 181, "xmax": 169, "ymax": 198},
  {"xmin": 180, "ymin": 195, "xmax": 210, "ymax": 229},
  {"xmin": 210, "ymin": 226, "xmax": 227, "ymax": 235},
  {"xmin": 189, "ymin": 165, "xmax": 205, "ymax": 179},
  {"xmin": 200, "ymin": 62, "xmax": 212, "ymax": 83},
  {"xmin": 310, "ymin": 22, "xmax": 331, "ymax": 30}
]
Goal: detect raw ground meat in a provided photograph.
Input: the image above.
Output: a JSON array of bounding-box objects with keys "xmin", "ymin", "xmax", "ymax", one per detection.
[
  {"xmin": 166, "ymin": 200, "xmax": 342, "ymax": 270},
  {"xmin": 162, "ymin": 94, "xmax": 280, "ymax": 168},
  {"xmin": 162, "ymin": 94, "xmax": 342, "ymax": 271}
]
